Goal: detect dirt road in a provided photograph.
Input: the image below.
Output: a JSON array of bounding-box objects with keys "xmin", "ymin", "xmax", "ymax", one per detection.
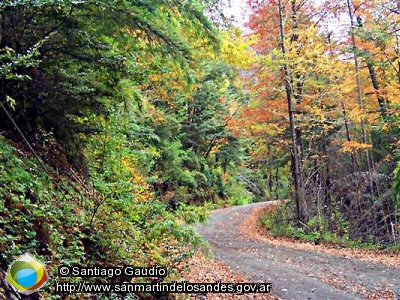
[{"xmin": 195, "ymin": 202, "xmax": 400, "ymax": 300}]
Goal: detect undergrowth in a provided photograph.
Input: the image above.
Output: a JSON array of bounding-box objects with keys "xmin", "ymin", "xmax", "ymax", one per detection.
[
  {"xmin": 260, "ymin": 202, "xmax": 397, "ymax": 250},
  {"xmin": 0, "ymin": 136, "xmax": 210, "ymax": 299}
]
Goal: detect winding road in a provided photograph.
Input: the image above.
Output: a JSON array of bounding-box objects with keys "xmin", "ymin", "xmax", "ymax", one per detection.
[{"xmin": 195, "ymin": 202, "xmax": 400, "ymax": 300}]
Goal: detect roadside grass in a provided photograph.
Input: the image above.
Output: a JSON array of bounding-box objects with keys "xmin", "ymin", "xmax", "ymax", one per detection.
[{"xmin": 259, "ymin": 202, "xmax": 398, "ymax": 251}]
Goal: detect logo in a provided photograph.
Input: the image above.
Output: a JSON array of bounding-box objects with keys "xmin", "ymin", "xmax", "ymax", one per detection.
[{"xmin": 6, "ymin": 252, "xmax": 49, "ymax": 295}]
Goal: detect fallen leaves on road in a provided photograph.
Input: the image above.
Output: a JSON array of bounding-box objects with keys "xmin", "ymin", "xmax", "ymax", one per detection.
[
  {"xmin": 178, "ymin": 252, "xmax": 278, "ymax": 300},
  {"xmin": 239, "ymin": 203, "xmax": 399, "ymax": 299},
  {"xmin": 240, "ymin": 203, "xmax": 400, "ymax": 269}
]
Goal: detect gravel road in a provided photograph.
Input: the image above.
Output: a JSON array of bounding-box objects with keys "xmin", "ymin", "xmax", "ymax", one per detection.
[{"xmin": 195, "ymin": 201, "xmax": 400, "ymax": 300}]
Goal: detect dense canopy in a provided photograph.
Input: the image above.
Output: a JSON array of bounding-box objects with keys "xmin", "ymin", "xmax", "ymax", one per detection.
[{"xmin": 0, "ymin": 0, "xmax": 399, "ymax": 299}]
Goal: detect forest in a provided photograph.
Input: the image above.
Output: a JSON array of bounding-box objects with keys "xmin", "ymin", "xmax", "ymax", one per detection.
[{"xmin": 0, "ymin": 0, "xmax": 399, "ymax": 299}]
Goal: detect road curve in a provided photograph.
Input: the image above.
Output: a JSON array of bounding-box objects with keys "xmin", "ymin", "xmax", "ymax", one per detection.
[{"xmin": 195, "ymin": 201, "xmax": 400, "ymax": 300}]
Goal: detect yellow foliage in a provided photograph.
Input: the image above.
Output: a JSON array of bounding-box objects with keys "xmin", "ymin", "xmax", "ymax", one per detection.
[
  {"xmin": 340, "ymin": 141, "xmax": 373, "ymax": 153},
  {"xmin": 347, "ymin": 107, "xmax": 365, "ymax": 123},
  {"xmin": 121, "ymin": 156, "xmax": 152, "ymax": 203},
  {"xmin": 385, "ymin": 82, "xmax": 400, "ymax": 104},
  {"xmin": 219, "ymin": 27, "xmax": 257, "ymax": 69}
]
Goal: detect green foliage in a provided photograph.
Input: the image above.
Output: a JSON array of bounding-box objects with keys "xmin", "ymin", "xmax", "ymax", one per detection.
[
  {"xmin": 260, "ymin": 203, "xmax": 294, "ymax": 237},
  {"xmin": 394, "ymin": 161, "xmax": 400, "ymax": 208},
  {"xmin": 0, "ymin": 134, "xmax": 211, "ymax": 299},
  {"xmin": 259, "ymin": 203, "xmax": 387, "ymax": 249},
  {"xmin": 0, "ymin": 0, "xmax": 219, "ymax": 163},
  {"xmin": 388, "ymin": 242, "xmax": 400, "ymax": 252},
  {"xmin": 0, "ymin": 137, "xmax": 87, "ymax": 268},
  {"xmin": 225, "ymin": 180, "xmax": 254, "ymax": 206},
  {"xmin": 0, "ymin": 0, "xmax": 254, "ymax": 298},
  {"xmin": 285, "ymin": 226, "xmax": 321, "ymax": 243}
]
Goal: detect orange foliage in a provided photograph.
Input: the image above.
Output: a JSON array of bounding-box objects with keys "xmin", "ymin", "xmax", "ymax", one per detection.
[
  {"xmin": 340, "ymin": 141, "xmax": 373, "ymax": 153},
  {"xmin": 122, "ymin": 157, "xmax": 152, "ymax": 203}
]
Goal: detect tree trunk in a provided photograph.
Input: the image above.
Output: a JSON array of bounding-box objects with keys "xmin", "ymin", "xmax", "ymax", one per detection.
[
  {"xmin": 341, "ymin": 102, "xmax": 357, "ymax": 172},
  {"xmin": 346, "ymin": 2, "xmax": 377, "ymax": 239},
  {"xmin": 346, "ymin": 0, "xmax": 374, "ymax": 192},
  {"xmin": 278, "ymin": 0, "xmax": 304, "ymax": 225},
  {"xmin": 366, "ymin": 62, "xmax": 386, "ymax": 113},
  {"xmin": 355, "ymin": 16, "xmax": 387, "ymax": 113}
]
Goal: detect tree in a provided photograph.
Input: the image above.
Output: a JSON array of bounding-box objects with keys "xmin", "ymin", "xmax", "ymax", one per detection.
[
  {"xmin": 0, "ymin": 0, "xmax": 218, "ymax": 167},
  {"xmin": 244, "ymin": 0, "xmax": 399, "ymax": 245}
]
